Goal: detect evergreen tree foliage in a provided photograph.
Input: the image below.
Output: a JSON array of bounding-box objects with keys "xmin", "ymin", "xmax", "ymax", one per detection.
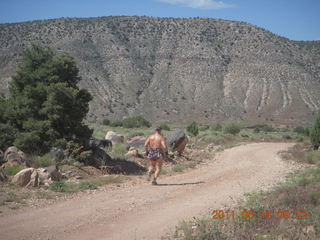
[{"xmin": 0, "ymin": 44, "xmax": 92, "ymax": 153}]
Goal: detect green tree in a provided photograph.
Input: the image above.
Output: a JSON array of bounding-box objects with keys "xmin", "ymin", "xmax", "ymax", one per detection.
[
  {"xmin": 186, "ymin": 121, "xmax": 199, "ymax": 136},
  {"xmin": 3, "ymin": 44, "xmax": 92, "ymax": 153},
  {"xmin": 310, "ymin": 114, "xmax": 320, "ymax": 149}
]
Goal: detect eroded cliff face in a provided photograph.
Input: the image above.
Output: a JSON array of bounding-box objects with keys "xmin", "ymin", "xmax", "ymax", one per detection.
[{"xmin": 0, "ymin": 16, "xmax": 319, "ymax": 125}]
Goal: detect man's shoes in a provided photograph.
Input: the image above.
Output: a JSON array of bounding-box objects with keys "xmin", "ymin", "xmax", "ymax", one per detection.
[
  {"xmin": 147, "ymin": 172, "xmax": 152, "ymax": 181},
  {"xmin": 152, "ymin": 179, "xmax": 157, "ymax": 185}
]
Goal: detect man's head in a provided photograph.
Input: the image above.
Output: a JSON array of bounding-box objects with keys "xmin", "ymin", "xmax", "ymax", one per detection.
[{"xmin": 155, "ymin": 126, "xmax": 162, "ymax": 133}]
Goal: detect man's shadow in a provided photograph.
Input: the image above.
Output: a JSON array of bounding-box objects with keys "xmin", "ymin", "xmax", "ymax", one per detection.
[{"xmin": 156, "ymin": 181, "xmax": 205, "ymax": 186}]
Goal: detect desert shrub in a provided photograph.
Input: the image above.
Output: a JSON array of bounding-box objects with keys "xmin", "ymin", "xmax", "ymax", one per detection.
[
  {"xmin": 122, "ymin": 116, "xmax": 151, "ymax": 128},
  {"xmin": 201, "ymin": 134, "xmax": 224, "ymax": 144},
  {"xmin": 49, "ymin": 181, "xmax": 70, "ymax": 192},
  {"xmin": 102, "ymin": 118, "xmax": 111, "ymax": 126},
  {"xmin": 211, "ymin": 122, "xmax": 222, "ymax": 131},
  {"xmin": 280, "ymin": 127, "xmax": 290, "ymax": 132},
  {"xmin": 306, "ymin": 151, "xmax": 320, "ymax": 165},
  {"xmin": 110, "ymin": 143, "xmax": 127, "ymax": 159},
  {"xmin": 199, "ymin": 125, "xmax": 209, "ymax": 131},
  {"xmin": 77, "ymin": 181, "xmax": 97, "ymax": 190},
  {"xmin": 310, "ymin": 113, "xmax": 320, "ymax": 147},
  {"xmin": 186, "ymin": 121, "xmax": 199, "ymax": 136},
  {"xmin": 73, "ymin": 161, "xmax": 84, "ymax": 167},
  {"xmin": 293, "ymin": 126, "xmax": 310, "ymax": 136},
  {"xmin": 160, "ymin": 123, "xmax": 171, "ymax": 131},
  {"xmin": 253, "ymin": 127, "xmax": 260, "ymax": 133},
  {"xmin": 3, "ymin": 165, "xmax": 24, "ymax": 176},
  {"xmin": 223, "ymin": 122, "xmax": 241, "ymax": 135},
  {"xmin": 109, "ymin": 121, "xmax": 123, "ymax": 127},
  {"xmin": 294, "ymin": 135, "xmax": 304, "ymax": 142},
  {"xmin": 30, "ymin": 154, "xmax": 54, "ymax": 168},
  {"xmin": 260, "ymin": 124, "xmax": 274, "ymax": 132},
  {"xmin": 127, "ymin": 132, "xmax": 145, "ymax": 139}
]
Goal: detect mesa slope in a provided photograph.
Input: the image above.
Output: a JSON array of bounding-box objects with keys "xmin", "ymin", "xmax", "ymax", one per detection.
[{"xmin": 0, "ymin": 17, "xmax": 319, "ymax": 124}]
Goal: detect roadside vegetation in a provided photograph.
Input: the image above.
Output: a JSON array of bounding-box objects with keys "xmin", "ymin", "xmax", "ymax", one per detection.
[
  {"xmin": 173, "ymin": 115, "xmax": 320, "ymax": 240},
  {"xmin": 48, "ymin": 175, "xmax": 127, "ymax": 193}
]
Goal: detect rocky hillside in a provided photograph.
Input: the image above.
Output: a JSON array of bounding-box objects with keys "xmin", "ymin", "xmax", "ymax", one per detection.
[{"xmin": 0, "ymin": 16, "xmax": 319, "ymax": 125}]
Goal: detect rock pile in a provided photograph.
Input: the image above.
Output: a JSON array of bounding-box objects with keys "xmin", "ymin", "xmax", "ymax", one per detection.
[
  {"xmin": 105, "ymin": 131, "xmax": 124, "ymax": 145},
  {"xmin": 11, "ymin": 165, "xmax": 62, "ymax": 187},
  {"xmin": 2, "ymin": 146, "xmax": 30, "ymax": 167}
]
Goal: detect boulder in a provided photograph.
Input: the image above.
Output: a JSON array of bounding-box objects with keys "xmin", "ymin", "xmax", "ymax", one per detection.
[
  {"xmin": 88, "ymin": 147, "xmax": 112, "ymax": 168},
  {"xmin": 26, "ymin": 170, "xmax": 39, "ymax": 187},
  {"xmin": 105, "ymin": 131, "xmax": 124, "ymax": 145},
  {"xmin": 37, "ymin": 168, "xmax": 51, "ymax": 185},
  {"xmin": 167, "ymin": 130, "xmax": 186, "ymax": 149},
  {"xmin": 0, "ymin": 169, "xmax": 7, "ymax": 182},
  {"xmin": 37, "ymin": 165, "xmax": 62, "ymax": 184},
  {"xmin": 0, "ymin": 150, "xmax": 4, "ymax": 165},
  {"xmin": 11, "ymin": 168, "xmax": 35, "ymax": 186},
  {"xmin": 126, "ymin": 136, "xmax": 146, "ymax": 150},
  {"xmin": 3, "ymin": 146, "xmax": 29, "ymax": 167},
  {"xmin": 11, "ymin": 165, "xmax": 62, "ymax": 187},
  {"xmin": 126, "ymin": 148, "xmax": 139, "ymax": 157},
  {"xmin": 89, "ymin": 139, "xmax": 112, "ymax": 149},
  {"xmin": 45, "ymin": 165, "xmax": 62, "ymax": 181},
  {"xmin": 174, "ymin": 136, "xmax": 189, "ymax": 155},
  {"xmin": 282, "ymin": 135, "xmax": 292, "ymax": 140},
  {"xmin": 49, "ymin": 147, "xmax": 66, "ymax": 162}
]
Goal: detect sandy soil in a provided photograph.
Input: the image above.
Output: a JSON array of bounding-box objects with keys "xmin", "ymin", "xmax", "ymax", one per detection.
[{"xmin": 0, "ymin": 142, "xmax": 297, "ymax": 240}]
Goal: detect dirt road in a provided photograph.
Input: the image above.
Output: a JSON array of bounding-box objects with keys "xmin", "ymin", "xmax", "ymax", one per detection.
[{"xmin": 0, "ymin": 143, "xmax": 296, "ymax": 240}]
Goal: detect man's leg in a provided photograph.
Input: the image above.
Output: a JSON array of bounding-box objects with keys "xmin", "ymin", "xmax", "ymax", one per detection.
[
  {"xmin": 147, "ymin": 161, "xmax": 156, "ymax": 181},
  {"xmin": 152, "ymin": 158, "xmax": 163, "ymax": 185}
]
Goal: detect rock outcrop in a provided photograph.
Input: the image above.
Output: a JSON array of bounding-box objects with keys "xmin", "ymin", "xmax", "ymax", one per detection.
[
  {"xmin": 88, "ymin": 147, "xmax": 113, "ymax": 168},
  {"xmin": 105, "ymin": 131, "xmax": 124, "ymax": 145},
  {"xmin": 11, "ymin": 168, "xmax": 35, "ymax": 187},
  {"xmin": 11, "ymin": 165, "xmax": 62, "ymax": 187},
  {"xmin": 3, "ymin": 146, "xmax": 29, "ymax": 167},
  {"xmin": 126, "ymin": 136, "xmax": 146, "ymax": 150},
  {"xmin": 167, "ymin": 130, "xmax": 187, "ymax": 150}
]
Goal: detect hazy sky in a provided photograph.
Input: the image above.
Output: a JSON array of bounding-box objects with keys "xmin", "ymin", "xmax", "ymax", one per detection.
[{"xmin": 0, "ymin": 0, "xmax": 319, "ymax": 41}]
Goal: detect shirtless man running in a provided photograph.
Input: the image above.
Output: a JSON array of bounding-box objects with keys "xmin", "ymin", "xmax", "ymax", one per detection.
[{"xmin": 144, "ymin": 126, "xmax": 168, "ymax": 185}]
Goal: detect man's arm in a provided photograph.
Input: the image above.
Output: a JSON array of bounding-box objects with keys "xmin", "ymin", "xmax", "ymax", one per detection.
[
  {"xmin": 161, "ymin": 137, "xmax": 168, "ymax": 154},
  {"xmin": 144, "ymin": 136, "xmax": 150, "ymax": 155}
]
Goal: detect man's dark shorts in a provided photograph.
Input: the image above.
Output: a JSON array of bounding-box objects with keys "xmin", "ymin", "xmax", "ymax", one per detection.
[{"xmin": 147, "ymin": 148, "xmax": 164, "ymax": 161}]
